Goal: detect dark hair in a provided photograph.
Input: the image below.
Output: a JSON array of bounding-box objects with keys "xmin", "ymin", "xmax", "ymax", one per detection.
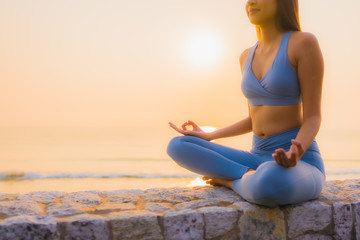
[{"xmin": 256, "ymin": 0, "xmax": 301, "ymax": 39}]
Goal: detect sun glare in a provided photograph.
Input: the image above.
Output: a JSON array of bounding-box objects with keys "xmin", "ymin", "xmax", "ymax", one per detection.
[
  {"xmin": 200, "ymin": 126, "xmax": 217, "ymax": 142},
  {"xmin": 200, "ymin": 126, "xmax": 216, "ymax": 133},
  {"xmin": 186, "ymin": 177, "xmax": 208, "ymax": 187},
  {"xmin": 183, "ymin": 30, "xmax": 222, "ymax": 68}
]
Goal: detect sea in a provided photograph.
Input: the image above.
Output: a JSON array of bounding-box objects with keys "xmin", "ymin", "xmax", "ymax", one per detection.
[{"xmin": 1, "ymin": 126, "xmax": 359, "ymax": 194}]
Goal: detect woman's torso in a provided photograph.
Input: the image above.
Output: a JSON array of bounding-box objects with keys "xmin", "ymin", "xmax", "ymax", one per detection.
[
  {"xmin": 250, "ymin": 104, "xmax": 302, "ymax": 139},
  {"xmin": 240, "ymin": 31, "xmax": 303, "ymax": 139}
]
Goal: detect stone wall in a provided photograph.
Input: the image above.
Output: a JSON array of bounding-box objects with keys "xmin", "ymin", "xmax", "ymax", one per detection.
[{"xmin": 0, "ymin": 179, "xmax": 359, "ymax": 240}]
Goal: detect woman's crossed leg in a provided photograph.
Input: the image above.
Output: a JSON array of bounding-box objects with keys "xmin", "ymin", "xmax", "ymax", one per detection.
[{"xmin": 166, "ymin": 135, "xmax": 325, "ymax": 207}]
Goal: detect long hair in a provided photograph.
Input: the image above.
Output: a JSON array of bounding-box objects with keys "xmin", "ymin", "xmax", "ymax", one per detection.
[{"xmin": 256, "ymin": 0, "xmax": 301, "ymax": 40}]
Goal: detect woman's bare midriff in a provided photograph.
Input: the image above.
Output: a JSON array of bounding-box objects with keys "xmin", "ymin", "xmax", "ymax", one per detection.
[{"xmin": 250, "ymin": 103, "xmax": 303, "ymax": 139}]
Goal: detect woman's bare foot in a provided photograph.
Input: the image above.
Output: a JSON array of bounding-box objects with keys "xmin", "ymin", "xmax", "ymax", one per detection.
[
  {"xmin": 202, "ymin": 169, "xmax": 256, "ymax": 189},
  {"xmin": 202, "ymin": 176, "xmax": 234, "ymax": 189}
]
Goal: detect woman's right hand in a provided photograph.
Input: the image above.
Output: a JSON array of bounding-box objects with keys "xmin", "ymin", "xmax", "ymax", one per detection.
[{"xmin": 168, "ymin": 120, "xmax": 212, "ymax": 141}]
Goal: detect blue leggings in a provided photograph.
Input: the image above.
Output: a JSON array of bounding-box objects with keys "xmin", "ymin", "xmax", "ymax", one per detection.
[{"xmin": 166, "ymin": 127, "xmax": 326, "ymax": 207}]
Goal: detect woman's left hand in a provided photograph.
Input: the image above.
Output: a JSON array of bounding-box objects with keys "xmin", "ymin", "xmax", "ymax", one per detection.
[{"xmin": 272, "ymin": 139, "xmax": 304, "ymax": 168}]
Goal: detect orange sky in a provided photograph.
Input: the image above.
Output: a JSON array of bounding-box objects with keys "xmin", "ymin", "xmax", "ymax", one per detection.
[{"xmin": 1, "ymin": 0, "xmax": 360, "ymax": 132}]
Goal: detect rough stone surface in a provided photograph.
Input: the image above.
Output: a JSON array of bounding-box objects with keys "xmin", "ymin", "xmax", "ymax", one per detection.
[
  {"xmin": 355, "ymin": 202, "xmax": 360, "ymax": 239},
  {"xmin": 234, "ymin": 201, "xmax": 286, "ymax": 240},
  {"xmin": 163, "ymin": 209, "xmax": 204, "ymax": 240},
  {"xmin": 318, "ymin": 180, "xmax": 348, "ymax": 202},
  {"xmin": 0, "ymin": 179, "xmax": 359, "ymax": 240},
  {"xmin": 46, "ymin": 202, "xmax": 85, "ymax": 217},
  {"xmin": 62, "ymin": 191, "xmax": 102, "ymax": 205},
  {"xmin": 0, "ymin": 215, "xmax": 60, "ymax": 240},
  {"xmin": 197, "ymin": 206, "xmax": 239, "ymax": 239},
  {"xmin": 174, "ymin": 199, "xmax": 225, "ymax": 211},
  {"xmin": 108, "ymin": 210, "xmax": 162, "ymax": 240},
  {"xmin": 205, "ymin": 186, "xmax": 245, "ymax": 203},
  {"xmin": 106, "ymin": 189, "xmax": 143, "ymax": 196},
  {"xmin": 145, "ymin": 202, "xmax": 172, "ymax": 212},
  {"xmin": 292, "ymin": 234, "xmax": 333, "ymax": 240},
  {"xmin": 16, "ymin": 191, "xmax": 66, "ymax": 204},
  {"xmin": 142, "ymin": 187, "xmax": 199, "ymax": 203},
  {"xmin": 0, "ymin": 193, "xmax": 18, "ymax": 201},
  {"xmin": 339, "ymin": 179, "xmax": 360, "ymax": 202},
  {"xmin": 333, "ymin": 202, "xmax": 353, "ymax": 240},
  {"xmin": 319, "ymin": 179, "xmax": 360, "ymax": 203},
  {"xmin": 0, "ymin": 200, "xmax": 43, "ymax": 216},
  {"xmin": 287, "ymin": 200, "xmax": 332, "ymax": 238},
  {"xmin": 105, "ymin": 193, "xmax": 138, "ymax": 204},
  {"xmin": 181, "ymin": 186, "xmax": 215, "ymax": 199},
  {"xmin": 96, "ymin": 202, "xmax": 136, "ymax": 212},
  {"xmin": 60, "ymin": 213, "xmax": 109, "ymax": 240}
]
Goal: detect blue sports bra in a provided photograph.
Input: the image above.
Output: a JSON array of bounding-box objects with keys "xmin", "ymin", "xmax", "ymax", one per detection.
[{"xmin": 241, "ymin": 31, "xmax": 301, "ymax": 106}]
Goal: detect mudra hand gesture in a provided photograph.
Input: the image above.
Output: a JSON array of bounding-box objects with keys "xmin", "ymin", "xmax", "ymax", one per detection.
[
  {"xmin": 272, "ymin": 139, "xmax": 304, "ymax": 168},
  {"xmin": 168, "ymin": 120, "xmax": 212, "ymax": 141}
]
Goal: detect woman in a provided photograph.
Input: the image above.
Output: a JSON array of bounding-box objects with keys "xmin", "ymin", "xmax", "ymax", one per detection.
[{"xmin": 167, "ymin": 0, "xmax": 325, "ymax": 207}]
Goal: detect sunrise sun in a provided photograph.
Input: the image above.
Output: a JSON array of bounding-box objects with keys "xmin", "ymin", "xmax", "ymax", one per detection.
[{"xmin": 183, "ymin": 30, "xmax": 223, "ymax": 68}]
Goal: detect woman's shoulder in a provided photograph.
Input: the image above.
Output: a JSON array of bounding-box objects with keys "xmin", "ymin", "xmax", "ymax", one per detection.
[
  {"xmin": 239, "ymin": 47, "xmax": 252, "ymax": 63},
  {"xmin": 290, "ymin": 31, "xmax": 321, "ymax": 52},
  {"xmin": 291, "ymin": 31, "xmax": 317, "ymax": 43},
  {"xmin": 239, "ymin": 47, "xmax": 253, "ymax": 70},
  {"xmin": 289, "ymin": 31, "xmax": 321, "ymax": 64}
]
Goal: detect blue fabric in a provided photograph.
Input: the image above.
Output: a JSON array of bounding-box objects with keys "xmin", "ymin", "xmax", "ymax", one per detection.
[
  {"xmin": 241, "ymin": 31, "xmax": 302, "ymax": 106},
  {"xmin": 166, "ymin": 127, "xmax": 325, "ymax": 207}
]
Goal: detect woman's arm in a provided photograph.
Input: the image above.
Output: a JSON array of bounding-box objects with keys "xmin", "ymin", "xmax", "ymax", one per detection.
[
  {"xmin": 294, "ymin": 32, "xmax": 324, "ymax": 155},
  {"xmin": 169, "ymin": 106, "xmax": 253, "ymax": 141},
  {"xmin": 208, "ymin": 115, "xmax": 252, "ymax": 141},
  {"xmin": 209, "ymin": 103, "xmax": 252, "ymax": 140},
  {"xmin": 168, "ymin": 115, "xmax": 252, "ymax": 141},
  {"xmin": 273, "ymin": 32, "xmax": 324, "ymax": 167}
]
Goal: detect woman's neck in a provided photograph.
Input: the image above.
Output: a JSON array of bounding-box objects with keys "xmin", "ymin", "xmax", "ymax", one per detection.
[{"xmin": 258, "ymin": 24, "xmax": 285, "ymax": 47}]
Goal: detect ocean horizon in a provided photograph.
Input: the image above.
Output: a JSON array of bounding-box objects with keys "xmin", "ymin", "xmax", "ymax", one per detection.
[{"xmin": 1, "ymin": 126, "xmax": 359, "ymax": 194}]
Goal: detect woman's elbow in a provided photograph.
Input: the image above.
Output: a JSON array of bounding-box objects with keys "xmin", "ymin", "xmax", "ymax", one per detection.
[{"xmin": 303, "ymin": 115, "xmax": 321, "ymax": 128}]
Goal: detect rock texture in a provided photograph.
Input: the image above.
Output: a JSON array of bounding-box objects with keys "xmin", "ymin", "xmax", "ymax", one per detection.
[{"xmin": 0, "ymin": 179, "xmax": 359, "ymax": 239}]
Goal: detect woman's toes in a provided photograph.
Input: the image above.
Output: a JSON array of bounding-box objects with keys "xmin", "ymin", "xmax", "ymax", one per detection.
[{"xmin": 206, "ymin": 180, "xmax": 216, "ymax": 186}]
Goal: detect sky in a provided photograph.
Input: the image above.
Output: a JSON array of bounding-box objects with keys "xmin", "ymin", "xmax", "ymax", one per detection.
[{"xmin": 1, "ymin": 0, "xmax": 360, "ymax": 132}]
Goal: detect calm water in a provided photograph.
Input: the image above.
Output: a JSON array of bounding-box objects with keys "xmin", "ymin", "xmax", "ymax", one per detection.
[{"xmin": 1, "ymin": 126, "xmax": 359, "ymax": 193}]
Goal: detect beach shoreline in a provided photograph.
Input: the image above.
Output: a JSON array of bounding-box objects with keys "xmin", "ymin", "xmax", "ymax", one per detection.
[{"xmin": 1, "ymin": 174, "xmax": 359, "ymax": 195}]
